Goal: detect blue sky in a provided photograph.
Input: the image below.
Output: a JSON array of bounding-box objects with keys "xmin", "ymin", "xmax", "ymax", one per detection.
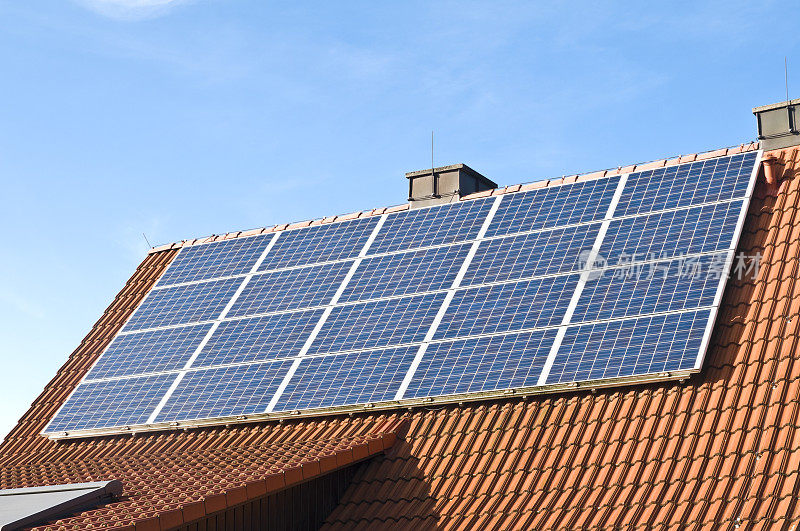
[{"xmin": 0, "ymin": 0, "xmax": 797, "ymax": 440}]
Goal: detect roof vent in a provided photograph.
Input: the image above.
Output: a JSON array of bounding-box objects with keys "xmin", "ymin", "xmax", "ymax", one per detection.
[
  {"xmin": 753, "ymin": 99, "xmax": 800, "ymax": 150},
  {"xmin": 405, "ymin": 164, "xmax": 497, "ymax": 208}
]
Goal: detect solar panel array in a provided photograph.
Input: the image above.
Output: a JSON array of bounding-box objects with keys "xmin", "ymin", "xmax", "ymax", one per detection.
[{"xmin": 44, "ymin": 151, "xmax": 760, "ymax": 435}]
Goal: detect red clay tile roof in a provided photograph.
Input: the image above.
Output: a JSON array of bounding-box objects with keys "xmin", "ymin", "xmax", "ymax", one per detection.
[
  {"xmin": 15, "ymin": 433, "xmax": 398, "ymax": 530},
  {"xmin": 1, "ymin": 143, "xmax": 795, "ymax": 529}
]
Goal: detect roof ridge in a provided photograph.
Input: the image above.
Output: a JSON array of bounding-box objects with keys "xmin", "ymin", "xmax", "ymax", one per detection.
[{"xmin": 148, "ymin": 141, "xmax": 760, "ymax": 254}]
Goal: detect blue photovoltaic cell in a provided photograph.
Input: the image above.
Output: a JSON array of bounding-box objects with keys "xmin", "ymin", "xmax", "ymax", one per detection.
[
  {"xmin": 227, "ymin": 261, "xmax": 352, "ymax": 317},
  {"xmin": 572, "ymin": 254, "xmax": 726, "ymax": 324},
  {"xmin": 405, "ymin": 330, "xmax": 558, "ymax": 399},
  {"xmin": 122, "ymin": 277, "xmax": 241, "ymax": 332},
  {"xmin": 616, "ymin": 152, "xmax": 757, "ymax": 217},
  {"xmin": 599, "ymin": 200, "xmax": 743, "ymax": 263},
  {"xmin": 546, "ymin": 310, "xmax": 710, "ymax": 384},
  {"xmin": 340, "ymin": 244, "xmax": 470, "ymax": 303},
  {"xmin": 273, "ymin": 346, "xmax": 418, "ymax": 411},
  {"xmin": 258, "ymin": 217, "xmax": 379, "ymax": 271},
  {"xmin": 485, "ymin": 176, "xmax": 620, "ymax": 238},
  {"xmin": 434, "ymin": 275, "xmax": 579, "ymax": 340},
  {"xmin": 462, "ymin": 223, "xmax": 600, "ymax": 286},
  {"xmin": 87, "ymin": 323, "xmax": 213, "ymax": 380},
  {"xmin": 44, "ymin": 374, "xmax": 174, "ymax": 432},
  {"xmin": 155, "ymin": 360, "xmax": 294, "ymax": 422},
  {"xmin": 156, "ymin": 234, "xmax": 273, "ymax": 287},
  {"xmin": 191, "ymin": 309, "xmax": 323, "ymax": 367},
  {"xmin": 369, "ymin": 198, "xmax": 493, "ymax": 254},
  {"xmin": 307, "ymin": 292, "xmax": 446, "ymax": 354}
]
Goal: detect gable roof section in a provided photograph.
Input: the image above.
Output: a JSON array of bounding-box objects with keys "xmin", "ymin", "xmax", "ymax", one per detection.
[{"xmin": 0, "ymin": 142, "xmax": 794, "ymax": 529}]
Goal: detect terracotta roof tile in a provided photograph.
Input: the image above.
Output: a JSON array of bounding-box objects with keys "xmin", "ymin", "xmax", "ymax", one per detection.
[
  {"xmin": 519, "ymin": 180, "xmax": 549, "ymax": 191},
  {"xmin": 635, "ymin": 159, "xmax": 667, "ymax": 171},
  {"xmin": 286, "ymin": 220, "xmax": 313, "ymax": 230},
  {"xmin": 576, "ymin": 170, "xmax": 607, "ymax": 182}
]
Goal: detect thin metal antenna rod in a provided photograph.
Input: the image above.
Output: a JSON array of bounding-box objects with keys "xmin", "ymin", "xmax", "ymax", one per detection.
[
  {"xmin": 142, "ymin": 233, "xmax": 152, "ymax": 248},
  {"xmin": 786, "ymin": 57, "xmax": 790, "ymax": 103},
  {"xmin": 431, "ymin": 130, "xmax": 439, "ymax": 198}
]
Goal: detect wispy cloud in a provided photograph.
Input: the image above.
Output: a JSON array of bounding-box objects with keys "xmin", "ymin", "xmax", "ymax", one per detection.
[{"xmin": 74, "ymin": 0, "xmax": 194, "ymax": 21}]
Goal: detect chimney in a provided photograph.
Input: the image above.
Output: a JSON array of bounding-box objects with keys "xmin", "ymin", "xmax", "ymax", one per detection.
[
  {"xmin": 405, "ymin": 164, "xmax": 497, "ymax": 208},
  {"xmin": 753, "ymin": 98, "xmax": 800, "ymax": 150}
]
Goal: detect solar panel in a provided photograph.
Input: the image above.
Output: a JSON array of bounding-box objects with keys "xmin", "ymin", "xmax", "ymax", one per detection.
[
  {"xmin": 87, "ymin": 323, "xmax": 213, "ymax": 380},
  {"xmin": 571, "ymin": 253, "xmax": 726, "ymax": 323},
  {"xmin": 615, "ymin": 152, "xmax": 757, "ymax": 216},
  {"xmin": 45, "ymin": 374, "xmax": 175, "ymax": 432},
  {"xmin": 433, "ymin": 276, "xmax": 580, "ymax": 340},
  {"xmin": 599, "ymin": 201, "xmax": 744, "ymax": 261},
  {"xmin": 273, "ymin": 346, "xmax": 418, "ymax": 411},
  {"xmin": 227, "ymin": 261, "xmax": 352, "ymax": 317},
  {"xmin": 190, "ymin": 310, "xmax": 323, "ymax": 368},
  {"xmin": 44, "ymin": 150, "xmax": 761, "ymax": 437},
  {"xmin": 545, "ymin": 310, "xmax": 710, "ymax": 384},
  {"xmin": 461, "ymin": 224, "xmax": 600, "ymax": 286},
  {"xmin": 156, "ymin": 234, "xmax": 273, "ymax": 287},
  {"xmin": 154, "ymin": 361, "xmax": 294, "ymax": 422},
  {"xmin": 340, "ymin": 244, "xmax": 471, "ymax": 303},
  {"xmin": 123, "ymin": 278, "xmax": 241, "ymax": 332},
  {"xmin": 306, "ymin": 293, "xmax": 446, "ymax": 354},
  {"xmin": 485, "ymin": 176, "xmax": 621, "ymax": 237},
  {"xmin": 257, "ymin": 217, "xmax": 379, "ymax": 271},
  {"xmin": 369, "ymin": 197, "xmax": 494, "ymax": 254},
  {"xmin": 404, "ymin": 330, "xmax": 558, "ymax": 399}
]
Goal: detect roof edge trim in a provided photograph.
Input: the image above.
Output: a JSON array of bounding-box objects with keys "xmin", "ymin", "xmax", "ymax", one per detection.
[
  {"xmin": 44, "ymin": 368, "xmax": 696, "ymax": 441},
  {"xmin": 752, "ymin": 98, "xmax": 800, "ymax": 112}
]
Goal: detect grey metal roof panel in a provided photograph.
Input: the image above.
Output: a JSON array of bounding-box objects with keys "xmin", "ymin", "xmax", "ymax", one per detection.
[{"xmin": 0, "ymin": 481, "xmax": 122, "ymax": 530}]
